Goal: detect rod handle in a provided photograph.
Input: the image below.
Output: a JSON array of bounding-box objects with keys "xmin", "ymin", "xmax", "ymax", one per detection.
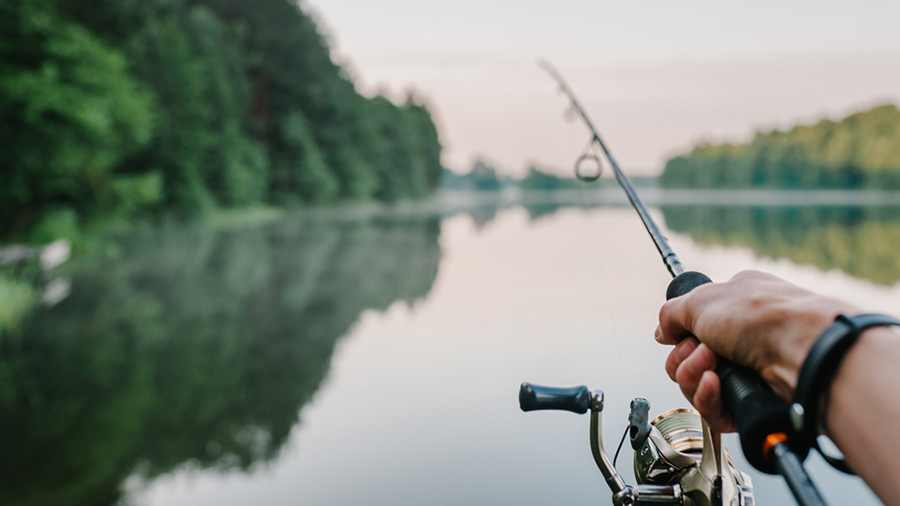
[
  {"xmin": 519, "ymin": 383, "xmax": 591, "ymax": 414},
  {"xmin": 666, "ymin": 271, "xmax": 800, "ymax": 474}
]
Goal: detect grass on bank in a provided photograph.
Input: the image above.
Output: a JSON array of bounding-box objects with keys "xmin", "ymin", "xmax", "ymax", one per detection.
[{"xmin": 0, "ymin": 273, "xmax": 38, "ymax": 335}]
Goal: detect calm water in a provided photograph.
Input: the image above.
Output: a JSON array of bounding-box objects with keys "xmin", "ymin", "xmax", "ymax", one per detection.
[{"xmin": 4, "ymin": 197, "xmax": 900, "ymax": 506}]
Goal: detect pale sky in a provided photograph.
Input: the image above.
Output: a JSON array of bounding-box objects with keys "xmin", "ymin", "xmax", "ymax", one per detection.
[{"xmin": 307, "ymin": 0, "xmax": 900, "ymax": 176}]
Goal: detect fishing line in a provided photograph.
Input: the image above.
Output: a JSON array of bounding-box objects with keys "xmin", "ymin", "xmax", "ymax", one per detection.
[
  {"xmin": 574, "ymin": 140, "xmax": 625, "ymax": 375},
  {"xmin": 612, "ymin": 424, "xmax": 629, "ymax": 468}
]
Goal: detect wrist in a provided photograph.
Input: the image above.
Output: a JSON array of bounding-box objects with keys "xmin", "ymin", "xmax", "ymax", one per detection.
[
  {"xmin": 824, "ymin": 326, "xmax": 896, "ymax": 434},
  {"xmin": 791, "ymin": 314, "xmax": 900, "ymax": 462},
  {"xmin": 762, "ymin": 298, "xmax": 858, "ymax": 400},
  {"xmin": 820, "ymin": 325, "xmax": 900, "ymax": 503}
]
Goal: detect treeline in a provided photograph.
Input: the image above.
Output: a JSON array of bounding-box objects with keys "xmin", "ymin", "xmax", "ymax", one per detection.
[
  {"xmin": 661, "ymin": 105, "xmax": 900, "ymax": 189},
  {"xmin": 0, "ymin": 0, "xmax": 442, "ymax": 242},
  {"xmin": 441, "ymin": 160, "xmax": 512, "ymax": 191},
  {"xmin": 441, "ymin": 160, "xmax": 581, "ymax": 191}
]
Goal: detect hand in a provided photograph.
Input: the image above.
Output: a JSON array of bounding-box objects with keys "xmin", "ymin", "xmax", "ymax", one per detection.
[{"xmin": 655, "ymin": 270, "xmax": 858, "ymax": 433}]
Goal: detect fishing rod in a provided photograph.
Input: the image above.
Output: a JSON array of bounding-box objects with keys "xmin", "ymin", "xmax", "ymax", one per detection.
[
  {"xmin": 518, "ymin": 61, "xmax": 828, "ymax": 506},
  {"xmin": 538, "ymin": 62, "xmax": 684, "ymax": 279}
]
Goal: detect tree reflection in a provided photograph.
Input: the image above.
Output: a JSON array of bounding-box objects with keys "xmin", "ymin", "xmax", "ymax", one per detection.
[
  {"xmin": 661, "ymin": 206, "xmax": 900, "ymax": 285},
  {"xmin": 443, "ymin": 199, "xmax": 900, "ymax": 285},
  {"xmin": 0, "ymin": 215, "xmax": 441, "ymax": 506}
]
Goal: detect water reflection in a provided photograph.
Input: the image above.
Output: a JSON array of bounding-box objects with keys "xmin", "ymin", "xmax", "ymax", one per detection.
[
  {"xmin": 660, "ymin": 206, "xmax": 900, "ymax": 285},
  {"xmin": 0, "ymin": 215, "xmax": 441, "ymax": 506},
  {"xmin": 2, "ymin": 199, "xmax": 897, "ymax": 506},
  {"xmin": 449, "ymin": 193, "xmax": 900, "ymax": 286}
]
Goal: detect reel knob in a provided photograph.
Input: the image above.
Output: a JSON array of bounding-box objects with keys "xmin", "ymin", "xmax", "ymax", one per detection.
[
  {"xmin": 629, "ymin": 398, "xmax": 652, "ymax": 450},
  {"xmin": 519, "ymin": 383, "xmax": 592, "ymax": 414}
]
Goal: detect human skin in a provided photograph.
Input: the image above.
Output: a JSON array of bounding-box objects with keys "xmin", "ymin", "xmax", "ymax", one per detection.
[{"xmin": 656, "ymin": 270, "xmax": 900, "ymax": 505}]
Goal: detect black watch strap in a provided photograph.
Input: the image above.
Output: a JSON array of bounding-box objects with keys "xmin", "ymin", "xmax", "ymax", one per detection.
[{"xmin": 791, "ymin": 313, "xmax": 900, "ymax": 473}]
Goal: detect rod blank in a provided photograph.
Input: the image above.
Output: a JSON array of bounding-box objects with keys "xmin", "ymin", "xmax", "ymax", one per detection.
[{"xmin": 539, "ymin": 60, "xmax": 685, "ymax": 278}]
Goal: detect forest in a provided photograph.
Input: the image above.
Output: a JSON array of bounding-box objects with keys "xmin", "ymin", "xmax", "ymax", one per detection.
[
  {"xmin": 0, "ymin": 0, "xmax": 443, "ymax": 243},
  {"xmin": 661, "ymin": 104, "xmax": 900, "ymax": 189}
]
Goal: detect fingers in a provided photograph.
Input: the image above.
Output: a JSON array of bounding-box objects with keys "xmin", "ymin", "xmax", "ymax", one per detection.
[
  {"xmin": 657, "ymin": 269, "xmax": 781, "ymax": 435},
  {"xmin": 693, "ymin": 370, "xmax": 736, "ymax": 433},
  {"xmin": 657, "ymin": 286, "xmax": 710, "ymax": 345},
  {"xmin": 658, "ymin": 271, "xmax": 768, "ymax": 346},
  {"xmin": 670, "ymin": 342, "xmax": 737, "ymax": 433},
  {"xmin": 665, "ymin": 337, "xmax": 698, "ymax": 381},
  {"xmin": 675, "ymin": 342, "xmax": 717, "ymax": 406},
  {"xmin": 657, "ymin": 297, "xmax": 689, "ymax": 344}
]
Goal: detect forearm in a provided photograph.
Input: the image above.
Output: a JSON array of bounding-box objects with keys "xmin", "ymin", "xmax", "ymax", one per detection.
[{"xmin": 825, "ymin": 327, "xmax": 900, "ymax": 505}]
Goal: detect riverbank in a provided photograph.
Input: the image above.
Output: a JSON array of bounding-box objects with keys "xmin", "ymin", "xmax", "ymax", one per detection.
[
  {"xmin": 206, "ymin": 188, "xmax": 900, "ymax": 227},
  {"xmin": 438, "ymin": 188, "xmax": 900, "ymax": 209}
]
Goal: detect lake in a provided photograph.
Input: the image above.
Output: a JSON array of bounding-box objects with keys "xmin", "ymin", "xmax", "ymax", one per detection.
[{"xmin": 3, "ymin": 190, "xmax": 898, "ymax": 506}]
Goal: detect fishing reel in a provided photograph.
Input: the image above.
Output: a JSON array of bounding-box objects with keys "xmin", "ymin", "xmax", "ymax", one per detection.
[{"xmin": 519, "ymin": 383, "xmax": 754, "ymax": 506}]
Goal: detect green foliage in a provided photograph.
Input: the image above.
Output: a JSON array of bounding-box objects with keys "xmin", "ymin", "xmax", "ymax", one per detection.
[
  {"xmin": 0, "ymin": 0, "xmax": 154, "ymax": 239},
  {"xmin": 273, "ymin": 111, "xmax": 338, "ymax": 204},
  {"xmin": 519, "ymin": 165, "xmax": 580, "ymax": 190},
  {"xmin": 109, "ymin": 172, "xmax": 164, "ymax": 212},
  {"xmin": 469, "ymin": 159, "xmax": 502, "ymax": 191},
  {"xmin": 440, "ymin": 162, "xmax": 588, "ymax": 192},
  {"xmin": 661, "ymin": 105, "xmax": 900, "ymax": 189},
  {"xmin": 0, "ymin": 0, "xmax": 443, "ymax": 240},
  {"xmin": 0, "ymin": 215, "xmax": 442, "ymax": 506},
  {"xmin": 25, "ymin": 208, "xmax": 80, "ymax": 244},
  {"xmin": 0, "ymin": 273, "xmax": 38, "ymax": 335},
  {"xmin": 365, "ymin": 95, "xmax": 441, "ymax": 201},
  {"xmin": 441, "ymin": 159, "xmax": 508, "ymax": 191}
]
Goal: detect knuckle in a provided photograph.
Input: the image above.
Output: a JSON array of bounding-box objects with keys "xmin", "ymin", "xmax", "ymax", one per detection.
[
  {"xmin": 665, "ymin": 351, "xmax": 678, "ymax": 379},
  {"xmin": 699, "ymin": 345, "xmax": 718, "ymax": 368},
  {"xmin": 658, "ymin": 300, "xmax": 674, "ymax": 322},
  {"xmin": 732, "ymin": 269, "xmax": 764, "ymax": 281},
  {"xmin": 675, "ymin": 357, "xmax": 699, "ymax": 387}
]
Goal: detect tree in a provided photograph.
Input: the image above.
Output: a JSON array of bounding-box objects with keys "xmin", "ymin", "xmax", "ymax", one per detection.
[
  {"xmin": 661, "ymin": 105, "xmax": 900, "ymax": 190},
  {"xmin": 0, "ymin": 0, "xmax": 153, "ymax": 239}
]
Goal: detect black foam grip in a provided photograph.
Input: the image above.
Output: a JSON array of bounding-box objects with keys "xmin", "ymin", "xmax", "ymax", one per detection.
[
  {"xmin": 519, "ymin": 383, "xmax": 591, "ymax": 414},
  {"xmin": 665, "ymin": 271, "xmax": 713, "ymax": 299},
  {"xmin": 717, "ymin": 358, "xmax": 799, "ymax": 474},
  {"xmin": 665, "ymin": 271, "xmax": 801, "ymax": 474}
]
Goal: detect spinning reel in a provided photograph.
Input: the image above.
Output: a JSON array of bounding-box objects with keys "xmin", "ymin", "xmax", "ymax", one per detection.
[{"xmin": 519, "ymin": 383, "xmax": 754, "ymax": 506}]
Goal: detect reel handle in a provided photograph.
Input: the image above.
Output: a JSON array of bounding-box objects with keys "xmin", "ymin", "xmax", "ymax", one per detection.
[
  {"xmin": 666, "ymin": 271, "xmax": 799, "ymax": 474},
  {"xmin": 519, "ymin": 383, "xmax": 592, "ymax": 414}
]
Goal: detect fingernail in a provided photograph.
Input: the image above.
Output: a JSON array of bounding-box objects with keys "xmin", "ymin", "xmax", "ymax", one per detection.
[{"xmin": 654, "ymin": 326, "xmax": 661, "ymax": 341}]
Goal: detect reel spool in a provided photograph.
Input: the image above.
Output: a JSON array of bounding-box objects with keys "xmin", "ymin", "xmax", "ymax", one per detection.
[
  {"xmin": 635, "ymin": 408, "xmax": 705, "ymax": 485},
  {"xmin": 654, "ymin": 408, "xmax": 705, "ymax": 454}
]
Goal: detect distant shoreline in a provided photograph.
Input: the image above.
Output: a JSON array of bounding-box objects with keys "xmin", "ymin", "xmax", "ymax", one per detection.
[
  {"xmin": 184, "ymin": 188, "xmax": 900, "ymax": 232},
  {"xmin": 438, "ymin": 188, "xmax": 900, "ymax": 208}
]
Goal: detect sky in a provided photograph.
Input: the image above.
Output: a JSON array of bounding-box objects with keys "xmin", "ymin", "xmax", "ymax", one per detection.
[{"xmin": 306, "ymin": 0, "xmax": 900, "ymax": 176}]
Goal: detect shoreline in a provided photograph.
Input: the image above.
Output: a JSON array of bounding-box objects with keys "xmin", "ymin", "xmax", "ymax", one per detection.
[
  {"xmin": 438, "ymin": 188, "xmax": 900, "ymax": 209},
  {"xmin": 203, "ymin": 188, "xmax": 900, "ymax": 229}
]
